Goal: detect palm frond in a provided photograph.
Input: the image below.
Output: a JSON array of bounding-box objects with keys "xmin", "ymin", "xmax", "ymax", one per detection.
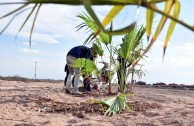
[
  {"xmin": 97, "ymin": 93, "xmax": 131, "ymax": 116},
  {"xmin": 0, "ymin": 4, "xmax": 29, "ymax": 19},
  {"xmin": 29, "ymin": 4, "xmax": 42, "ymax": 46},
  {"xmin": 92, "ymin": 43, "xmax": 104, "ymax": 56},
  {"xmin": 76, "ymin": 12, "xmax": 110, "ymax": 45},
  {"xmin": 0, "ymin": 7, "xmax": 31, "ymax": 35},
  {"xmin": 71, "ymin": 58, "xmax": 99, "ymax": 77},
  {"xmin": 14, "ymin": 4, "xmax": 38, "ymax": 43}
]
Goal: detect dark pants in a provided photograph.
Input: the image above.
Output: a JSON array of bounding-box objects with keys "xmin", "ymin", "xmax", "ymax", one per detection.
[{"xmin": 83, "ymin": 75, "xmax": 91, "ymax": 92}]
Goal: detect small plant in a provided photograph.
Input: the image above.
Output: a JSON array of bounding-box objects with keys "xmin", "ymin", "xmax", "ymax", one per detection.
[
  {"xmin": 87, "ymin": 93, "xmax": 133, "ymax": 116},
  {"xmin": 71, "ymin": 58, "xmax": 100, "ymax": 78},
  {"xmin": 75, "ymin": 12, "xmax": 148, "ymax": 116},
  {"xmin": 116, "ymin": 25, "xmax": 146, "ymax": 93}
]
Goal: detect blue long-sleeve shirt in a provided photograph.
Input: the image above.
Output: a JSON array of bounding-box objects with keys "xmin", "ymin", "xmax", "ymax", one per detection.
[{"xmin": 67, "ymin": 46, "xmax": 91, "ymax": 59}]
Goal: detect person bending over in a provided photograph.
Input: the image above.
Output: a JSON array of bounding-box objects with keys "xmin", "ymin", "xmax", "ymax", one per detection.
[{"xmin": 65, "ymin": 45, "xmax": 97, "ymax": 94}]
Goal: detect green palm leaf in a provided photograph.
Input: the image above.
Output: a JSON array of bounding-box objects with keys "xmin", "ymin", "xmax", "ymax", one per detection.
[
  {"xmin": 163, "ymin": 0, "xmax": 180, "ymax": 57},
  {"xmin": 15, "ymin": 4, "xmax": 38, "ymax": 42},
  {"xmin": 71, "ymin": 58, "xmax": 99, "ymax": 77},
  {"xmin": 92, "ymin": 43, "xmax": 104, "ymax": 56},
  {"xmin": 19, "ymin": 4, "xmax": 38, "ymax": 33},
  {"xmin": 0, "ymin": 7, "xmax": 31, "ymax": 35},
  {"xmin": 146, "ymin": 4, "xmax": 155, "ymax": 41},
  {"xmin": 151, "ymin": 0, "xmax": 174, "ymax": 43},
  {"xmin": 118, "ymin": 25, "xmax": 145, "ymax": 61},
  {"xmin": 72, "ymin": 58, "xmax": 96, "ymax": 71},
  {"xmin": 131, "ymin": 1, "xmax": 174, "ymax": 69},
  {"xmin": 101, "ymin": 5, "xmax": 125, "ymax": 27},
  {"xmin": 29, "ymin": 4, "xmax": 42, "ymax": 46},
  {"xmin": 133, "ymin": 26, "xmax": 146, "ymax": 51},
  {"xmin": 97, "ymin": 93, "xmax": 129, "ymax": 116},
  {"xmin": 83, "ymin": 0, "xmax": 136, "ymax": 36},
  {"xmin": 0, "ymin": 4, "xmax": 29, "ymax": 19},
  {"xmin": 76, "ymin": 12, "xmax": 110, "ymax": 45}
]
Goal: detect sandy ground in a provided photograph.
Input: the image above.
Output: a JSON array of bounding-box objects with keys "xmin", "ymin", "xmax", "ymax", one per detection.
[{"xmin": 0, "ymin": 79, "xmax": 194, "ymax": 126}]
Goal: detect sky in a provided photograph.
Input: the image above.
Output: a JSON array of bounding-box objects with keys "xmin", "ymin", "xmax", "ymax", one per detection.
[{"xmin": 0, "ymin": 1, "xmax": 194, "ymax": 85}]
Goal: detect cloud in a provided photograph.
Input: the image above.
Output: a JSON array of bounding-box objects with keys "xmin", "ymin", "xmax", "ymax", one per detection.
[
  {"xmin": 0, "ymin": 4, "xmax": 86, "ymax": 41},
  {"xmin": 21, "ymin": 48, "xmax": 40, "ymax": 54},
  {"xmin": 18, "ymin": 32, "xmax": 60, "ymax": 44},
  {"xmin": 23, "ymin": 42, "xmax": 35, "ymax": 46},
  {"xmin": 31, "ymin": 5, "xmax": 89, "ymax": 40},
  {"xmin": 31, "ymin": 33, "xmax": 60, "ymax": 44},
  {"xmin": 0, "ymin": 3, "xmax": 114, "ymax": 44},
  {"xmin": 141, "ymin": 37, "xmax": 194, "ymax": 68},
  {"xmin": 175, "ymin": 43, "xmax": 194, "ymax": 54},
  {"xmin": 141, "ymin": 39, "xmax": 194, "ymax": 83}
]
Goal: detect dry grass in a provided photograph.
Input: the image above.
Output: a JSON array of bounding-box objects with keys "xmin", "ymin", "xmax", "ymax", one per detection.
[{"xmin": 0, "ymin": 75, "xmax": 63, "ymax": 83}]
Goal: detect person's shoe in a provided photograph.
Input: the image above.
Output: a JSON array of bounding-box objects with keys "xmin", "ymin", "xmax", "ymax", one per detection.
[
  {"xmin": 65, "ymin": 85, "xmax": 71, "ymax": 94},
  {"xmin": 65, "ymin": 89, "xmax": 72, "ymax": 94},
  {"xmin": 72, "ymin": 90, "xmax": 82, "ymax": 95}
]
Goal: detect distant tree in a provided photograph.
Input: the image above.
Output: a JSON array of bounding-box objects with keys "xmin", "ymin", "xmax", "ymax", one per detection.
[
  {"xmin": 136, "ymin": 81, "xmax": 147, "ymax": 85},
  {"xmin": 153, "ymin": 82, "xmax": 167, "ymax": 86}
]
